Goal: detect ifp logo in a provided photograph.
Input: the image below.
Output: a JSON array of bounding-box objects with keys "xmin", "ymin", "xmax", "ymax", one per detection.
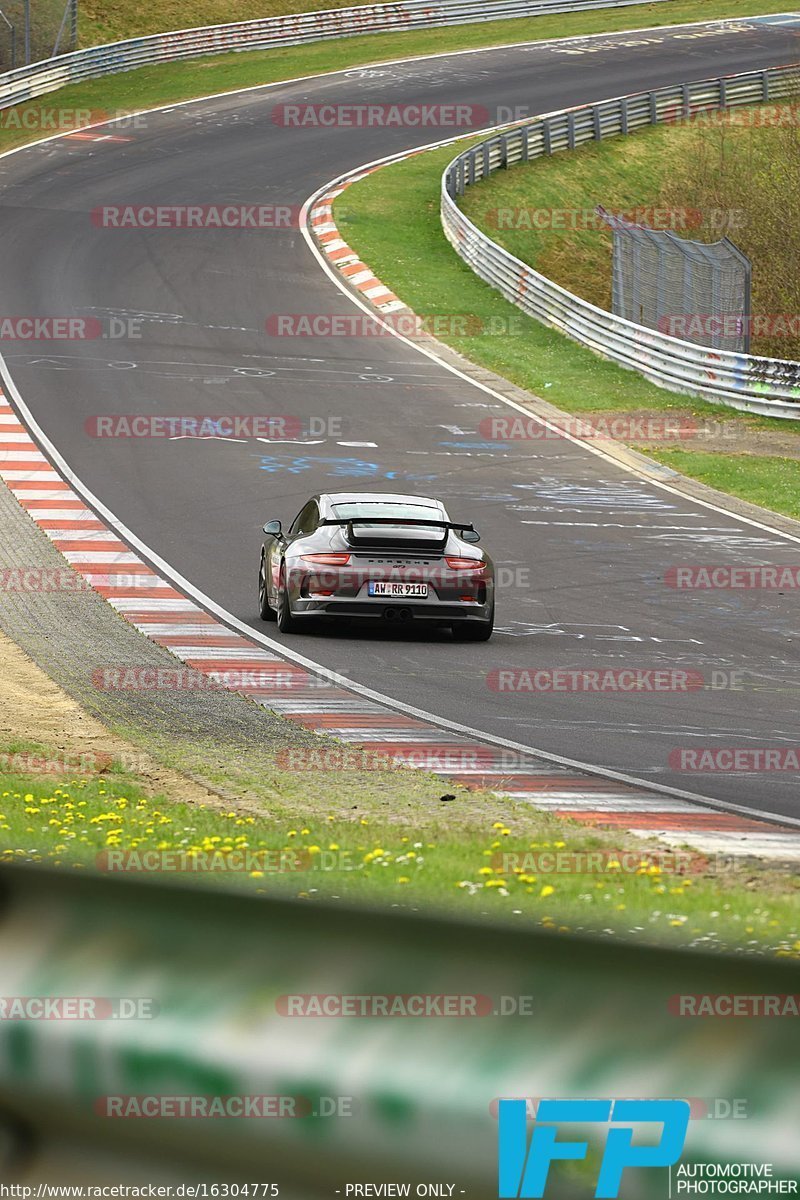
[{"xmin": 498, "ymin": 1099, "xmax": 690, "ymax": 1198}]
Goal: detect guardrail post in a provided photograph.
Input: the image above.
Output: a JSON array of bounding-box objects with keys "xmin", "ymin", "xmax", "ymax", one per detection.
[
  {"xmin": 649, "ymin": 91, "xmax": 658, "ymax": 124},
  {"xmin": 592, "ymin": 106, "xmax": 602, "ymax": 141},
  {"xmin": 542, "ymin": 118, "xmax": 552, "ymax": 155},
  {"xmin": 620, "ymin": 97, "xmax": 628, "ymax": 135},
  {"xmin": 567, "ymin": 111, "xmax": 576, "ymax": 150},
  {"xmin": 0, "ymin": 7, "xmax": 14, "ymax": 69},
  {"xmin": 761, "ymin": 69, "xmax": 770, "ymax": 101},
  {"xmin": 718, "ymin": 76, "xmax": 727, "ymax": 109},
  {"xmin": 500, "ymin": 134, "xmax": 508, "ymax": 168}
]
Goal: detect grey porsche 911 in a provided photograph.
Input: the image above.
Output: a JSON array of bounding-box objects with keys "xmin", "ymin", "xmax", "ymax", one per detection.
[{"xmin": 258, "ymin": 492, "xmax": 494, "ymax": 640}]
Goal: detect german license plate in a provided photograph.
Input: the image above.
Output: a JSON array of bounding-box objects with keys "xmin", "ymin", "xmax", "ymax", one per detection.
[{"xmin": 368, "ymin": 581, "xmax": 428, "ymax": 598}]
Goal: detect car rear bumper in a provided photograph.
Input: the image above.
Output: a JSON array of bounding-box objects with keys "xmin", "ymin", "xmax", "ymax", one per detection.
[{"xmin": 291, "ymin": 597, "xmax": 492, "ymax": 622}]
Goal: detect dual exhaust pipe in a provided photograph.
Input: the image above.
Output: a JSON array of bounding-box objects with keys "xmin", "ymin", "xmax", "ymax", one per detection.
[{"xmin": 384, "ymin": 606, "xmax": 413, "ymax": 622}]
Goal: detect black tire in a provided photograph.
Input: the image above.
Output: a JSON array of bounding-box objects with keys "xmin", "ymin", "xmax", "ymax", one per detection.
[
  {"xmin": 452, "ymin": 604, "xmax": 494, "ymax": 642},
  {"xmin": 258, "ymin": 550, "xmax": 276, "ymax": 621},
  {"xmin": 277, "ymin": 563, "xmax": 299, "ymax": 633}
]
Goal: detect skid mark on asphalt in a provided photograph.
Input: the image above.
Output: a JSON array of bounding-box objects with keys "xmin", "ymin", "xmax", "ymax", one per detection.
[
  {"xmin": 5, "ymin": 353, "xmax": 454, "ymax": 389},
  {"xmin": 495, "ymin": 620, "xmax": 702, "ymax": 644},
  {"xmin": 514, "ymin": 478, "xmax": 677, "ymax": 511}
]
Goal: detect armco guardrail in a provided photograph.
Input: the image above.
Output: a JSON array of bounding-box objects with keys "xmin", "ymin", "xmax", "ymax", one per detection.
[
  {"xmin": 442, "ymin": 64, "xmax": 800, "ymax": 417},
  {"xmin": 0, "ymin": 0, "xmax": 672, "ymax": 113},
  {"xmin": 0, "ymin": 862, "xmax": 798, "ymax": 1187}
]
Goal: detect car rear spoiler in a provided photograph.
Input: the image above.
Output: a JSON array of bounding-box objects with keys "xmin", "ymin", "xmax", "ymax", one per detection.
[
  {"xmin": 318, "ymin": 516, "xmax": 474, "ymax": 549},
  {"xmin": 319, "ymin": 518, "xmax": 475, "ymax": 531}
]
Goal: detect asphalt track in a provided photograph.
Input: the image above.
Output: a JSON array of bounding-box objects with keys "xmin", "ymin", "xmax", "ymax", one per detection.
[{"xmin": 0, "ymin": 13, "xmax": 799, "ymax": 816}]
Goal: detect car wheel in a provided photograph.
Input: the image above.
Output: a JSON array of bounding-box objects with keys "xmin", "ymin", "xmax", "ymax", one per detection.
[
  {"xmin": 277, "ymin": 563, "xmax": 298, "ymax": 633},
  {"xmin": 452, "ymin": 604, "xmax": 494, "ymax": 642},
  {"xmin": 258, "ymin": 551, "xmax": 276, "ymax": 621}
]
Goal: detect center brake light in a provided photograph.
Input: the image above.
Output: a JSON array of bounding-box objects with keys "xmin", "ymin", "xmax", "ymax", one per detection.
[
  {"xmin": 445, "ymin": 557, "xmax": 486, "ymax": 571},
  {"xmin": 301, "ymin": 553, "xmax": 351, "ymax": 566}
]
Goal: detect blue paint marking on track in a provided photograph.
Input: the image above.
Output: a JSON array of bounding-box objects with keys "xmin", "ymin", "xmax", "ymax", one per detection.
[
  {"xmin": 256, "ymin": 455, "xmax": 381, "ymax": 476},
  {"xmin": 254, "ymin": 455, "xmax": 438, "ymax": 481}
]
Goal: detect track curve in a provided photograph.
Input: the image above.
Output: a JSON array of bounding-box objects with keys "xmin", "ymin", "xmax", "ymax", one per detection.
[{"xmin": 0, "ymin": 14, "xmax": 799, "ymax": 816}]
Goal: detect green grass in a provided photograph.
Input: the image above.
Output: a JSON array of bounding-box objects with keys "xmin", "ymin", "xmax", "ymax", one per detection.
[
  {"xmin": 336, "ymin": 142, "xmax": 743, "ymax": 415},
  {"xmin": 459, "ymin": 120, "xmax": 681, "ymax": 315},
  {"xmin": 0, "ymin": 0, "xmax": 793, "ymax": 158},
  {"xmin": 645, "ymin": 450, "xmax": 800, "ymax": 517},
  {"xmin": 3, "ymin": 749, "xmax": 800, "ymax": 955},
  {"xmin": 80, "ymin": 0, "xmax": 390, "ymax": 48},
  {"xmin": 459, "ymin": 103, "xmax": 800, "ymax": 359},
  {"xmin": 77, "ymin": 0, "xmax": 795, "ymax": 45}
]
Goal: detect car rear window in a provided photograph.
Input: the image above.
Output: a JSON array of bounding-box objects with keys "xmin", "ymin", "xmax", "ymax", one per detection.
[{"xmin": 331, "ymin": 503, "xmax": 442, "ymax": 521}]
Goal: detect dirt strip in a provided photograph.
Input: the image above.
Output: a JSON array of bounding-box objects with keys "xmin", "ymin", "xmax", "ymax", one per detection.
[{"xmin": 0, "ymin": 623, "xmax": 220, "ymax": 806}]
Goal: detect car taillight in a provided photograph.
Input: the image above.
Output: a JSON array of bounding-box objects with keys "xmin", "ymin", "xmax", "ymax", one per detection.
[
  {"xmin": 301, "ymin": 553, "xmax": 351, "ymax": 566},
  {"xmin": 445, "ymin": 557, "xmax": 486, "ymax": 571}
]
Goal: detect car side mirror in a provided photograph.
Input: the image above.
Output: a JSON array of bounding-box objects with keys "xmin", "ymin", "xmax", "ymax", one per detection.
[
  {"xmin": 263, "ymin": 520, "xmax": 283, "ymax": 537},
  {"xmin": 462, "ymin": 528, "xmax": 480, "ymax": 543}
]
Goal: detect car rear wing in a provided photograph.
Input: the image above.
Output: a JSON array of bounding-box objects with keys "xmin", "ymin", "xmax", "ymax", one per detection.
[
  {"xmin": 319, "ymin": 518, "xmax": 475, "ymax": 531},
  {"xmin": 318, "ymin": 516, "xmax": 475, "ymax": 549}
]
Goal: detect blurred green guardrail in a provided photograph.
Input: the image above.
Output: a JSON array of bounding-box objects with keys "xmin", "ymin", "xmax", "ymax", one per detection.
[{"xmin": 0, "ymin": 863, "xmax": 797, "ymax": 1193}]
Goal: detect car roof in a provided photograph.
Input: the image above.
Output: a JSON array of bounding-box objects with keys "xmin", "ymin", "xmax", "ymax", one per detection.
[{"xmin": 320, "ymin": 492, "xmax": 446, "ymax": 515}]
